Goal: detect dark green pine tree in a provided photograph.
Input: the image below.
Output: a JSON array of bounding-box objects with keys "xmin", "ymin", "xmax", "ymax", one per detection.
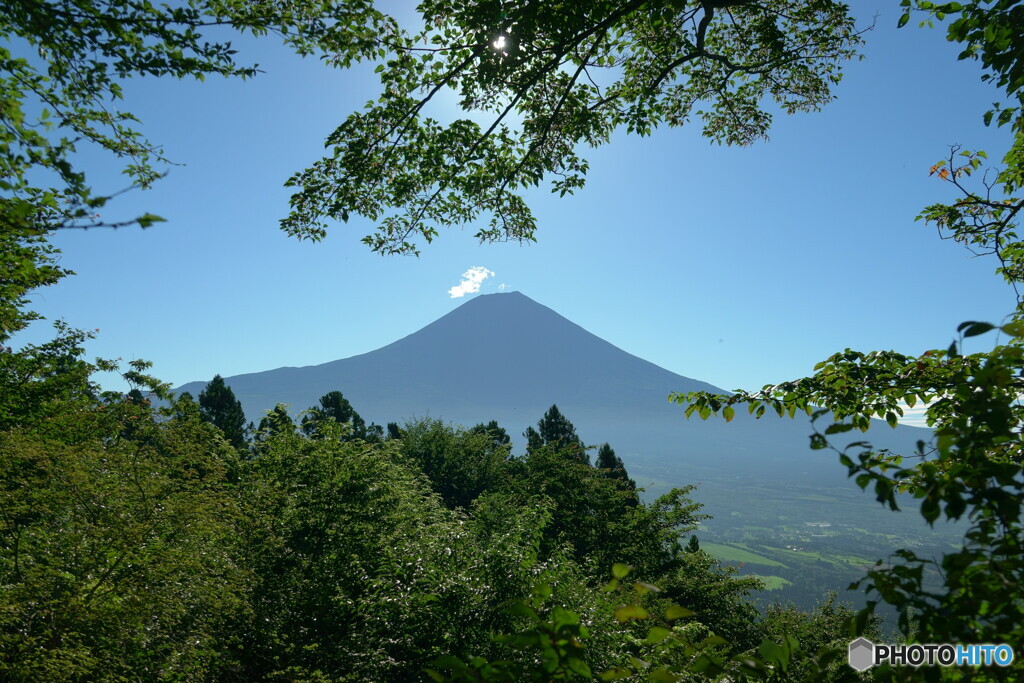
[
  {"xmin": 523, "ymin": 425, "xmax": 544, "ymax": 454},
  {"xmin": 526, "ymin": 405, "xmax": 588, "ymax": 464},
  {"xmin": 198, "ymin": 374, "xmax": 247, "ymax": 449},
  {"xmin": 470, "ymin": 420, "xmax": 511, "ymax": 448},
  {"xmin": 686, "ymin": 534, "xmax": 701, "ymax": 553},
  {"xmin": 301, "ymin": 390, "xmax": 367, "ymax": 441},
  {"xmin": 595, "ymin": 443, "xmax": 636, "ymax": 488}
]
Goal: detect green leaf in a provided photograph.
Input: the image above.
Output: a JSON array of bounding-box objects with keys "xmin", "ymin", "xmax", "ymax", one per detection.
[
  {"xmin": 665, "ymin": 604, "xmax": 694, "ymax": 620},
  {"xmin": 551, "ymin": 605, "xmax": 579, "ymax": 631},
  {"xmin": 612, "ymin": 563, "xmax": 632, "ymax": 579},
  {"xmin": 567, "ymin": 658, "xmax": 592, "ymax": 677},
  {"xmin": 136, "ymin": 213, "xmax": 166, "ymax": 228},
  {"xmin": 614, "ymin": 605, "xmax": 650, "ymax": 621},
  {"xmin": 704, "ymin": 635, "xmax": 728, "ymax": 648},
  {"xmin": 758, "ymin": 641, "xmax": 787, "ymax": 667},
  {"xmin": 431, "ymin": 655, "xmax": 468, "ymax": 671},
  {"xmin": 825, "ymin": 423, "xmax": 856, "ymax": 434},
  {"xmin": 958, "ymin": 321, "xmax": 995, "ymax": 337},
  {"xmin": 898, "ymin": 12, "xmax": 911, "ymax": 28},
  {"xmin": 723, "ymin": 405, "xmax": 735, "ymax": 422},
  {"xmin": 1001, "ymin": 321, "xmax": 1024, "ymax": 337},
  {"xmin": 506, "ymin": 602, "xmax": 539, "ymax": 621},
  {"xmin": 645, "ymin": 626, "xmax": 672, "ymax": 644}
]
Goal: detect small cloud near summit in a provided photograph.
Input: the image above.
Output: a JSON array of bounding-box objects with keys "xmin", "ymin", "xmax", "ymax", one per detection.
[{"xmin": 448, "ymin": 266, "xmax": 495, "ymax": 298}]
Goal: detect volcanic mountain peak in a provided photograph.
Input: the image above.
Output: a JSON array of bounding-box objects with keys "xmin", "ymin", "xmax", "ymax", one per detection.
[{"xmin": 174, "ymin": 291, "xmax": 926, "ymax": 482}]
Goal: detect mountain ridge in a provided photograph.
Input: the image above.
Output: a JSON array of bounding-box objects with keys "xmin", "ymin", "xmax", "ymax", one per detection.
[{"xmin": 175, "ymin": 291, "xmax": 927, "ymax": 483}]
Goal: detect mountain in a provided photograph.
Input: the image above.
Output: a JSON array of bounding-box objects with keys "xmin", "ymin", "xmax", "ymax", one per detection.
[
  {"xmin": 176, "ymin": 291, "xmax": 927, "ymax": 485},
  {"xmin": 178, "ymin": 292, "xmax": 948, "ymax": 612}
]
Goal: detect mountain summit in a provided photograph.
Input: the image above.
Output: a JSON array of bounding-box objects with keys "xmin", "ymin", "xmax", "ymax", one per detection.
[
  {"xmin": 175, "ymin": 291, "xmax": 925, "ymax": 481},
  {"xmin": 177, "ymin": 291, "xmax": 721, "ymax": 425}
]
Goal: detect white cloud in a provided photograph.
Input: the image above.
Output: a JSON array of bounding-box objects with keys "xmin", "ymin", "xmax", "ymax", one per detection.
[
  {"xmin": 498, "ymin": 283, "xmax": 507, "ymax": 292},
  {"xmin": 896, "ymin": 401, "xmax": 932, "ymax": 428},
  {"xmin": 448, "ymin": 266, "xmax": 495, "ymax": 298}
]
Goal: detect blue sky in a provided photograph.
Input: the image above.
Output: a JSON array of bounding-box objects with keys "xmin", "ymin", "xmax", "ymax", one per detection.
[{"xmin": 13, "ymin": 1, "xmax": 1019, "ymax": 414}]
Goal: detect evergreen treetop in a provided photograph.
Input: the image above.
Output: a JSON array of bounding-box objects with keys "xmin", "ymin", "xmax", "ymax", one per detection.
[{"xmin": 198, "ymin": 374, "xmax": 247, "ymax": 450}]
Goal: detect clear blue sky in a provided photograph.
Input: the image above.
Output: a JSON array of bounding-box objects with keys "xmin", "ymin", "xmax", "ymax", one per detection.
[{"xmin": 13, "ymin": 1, "xmax": 1018, "ymax": 415}]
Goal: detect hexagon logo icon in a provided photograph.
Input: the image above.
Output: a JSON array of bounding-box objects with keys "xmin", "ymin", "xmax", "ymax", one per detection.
[{"xmin": 848, "ymin": 637, "xmax": 875, "ymax": 671}]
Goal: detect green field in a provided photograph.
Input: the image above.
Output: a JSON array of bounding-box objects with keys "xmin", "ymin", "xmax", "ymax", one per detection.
[
  {"xmin": 635, "ymin": 461, "xmax": 962, "ymax": 615},
  {"xmin": 701, "ymin": 543, "xmax": 786, "ymax": 567},
  {"xmin": 749, "ymin": 575, "xmax": 793, "ymax": 591}
]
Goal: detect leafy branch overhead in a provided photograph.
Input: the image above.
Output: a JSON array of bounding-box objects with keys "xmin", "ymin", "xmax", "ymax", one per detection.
[
  {"xmin": 0, "ymin": 0, "xmax": 394, "ymax": 233},
  {"xmin": 0, "ymin": 0, "xmax": 393, "ymax": 339},
  {"xmin": 282, "ymin": 0, "xmax": 867, "ymax": 254}
]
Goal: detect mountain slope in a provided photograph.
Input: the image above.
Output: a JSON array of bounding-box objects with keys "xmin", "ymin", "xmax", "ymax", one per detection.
[{"xmin": 176, "ymin": 291, "xmax": 927, "ymax": 482}]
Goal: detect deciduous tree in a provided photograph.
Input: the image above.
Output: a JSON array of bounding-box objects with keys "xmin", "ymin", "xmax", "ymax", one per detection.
[
  {"xmin": 301, "ymin": 389, "xmax": 368, "ymax": 440},
  {"xmin": 0, "ymin": 352, "xmax": 244, "ymax": 680},
  {"xmin": 675, "ymin": 0, "xmax": 1024, "ymax": 658},
  {"xmin": 0, "ymin": 0, "xmax": 392, "ymax": 340},
  {"xmin": 282, "ymin": 0, "xmax": 867, "ymax": 255}
]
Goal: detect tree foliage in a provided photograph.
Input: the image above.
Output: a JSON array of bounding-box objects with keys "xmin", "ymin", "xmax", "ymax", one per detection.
[
  {"xmin": 525, "ymin": 404, "xmax": 588, "ymax": 463},
  {"xmin": 673, "ymin": 0, "xmax": 1024, "ymax": 667},
  {"xmin": 399, "ymin": 417, "xmax": 512, "ymax": 510},
  {"xmin": 0, "ymin": 344, "xmax": 244, "ymax": 681},
  {"xmin": 0, "ymin": 0, "xmax": 391, "ymax": 341},
  {"xmin": 0, "ymin": 328, "xmax": 858, "ymax": 681},
  {"xmin": 596, "ymin": 442, "xmax": 637, "ymax": 490},
  {"xmin": 281, "ymin": 0, "xmax": 867, "ymax": 254},
  {"xmin": 198, "ymin": 374, "xmax": 247, "ymax": 449},
  {"xmin": 301, "ymin": 389, "xmax": 368, "ymax": 440},
  {"xmin": 471, "ymin": 419, "xmax": 512, "ymax": 447},
  {"xmin": 1, "ymin": 0, "xmax": 392, "ymax": 227}
]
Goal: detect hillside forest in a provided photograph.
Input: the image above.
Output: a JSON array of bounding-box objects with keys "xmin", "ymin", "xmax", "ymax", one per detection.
[
  {"xmin": 2, "ymin": 369, "xmax": 873, "ymax": 680},
  {"xmin": 4, "ymin": 1, "xmax": 1024, "ymax": 681}
]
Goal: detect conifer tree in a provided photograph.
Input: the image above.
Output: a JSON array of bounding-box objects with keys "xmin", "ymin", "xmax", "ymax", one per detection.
[
  {"xmin": 198, "ymin": 375, "xmax": 247, "ymax": 449},
  {"xmin": 526, "ymin": 405, "xmax": 588, "ymax": 464},
  {"xmin": 301, "ymin": 390, "xmax": 367, "ymax": 441},
  {"xmin": 523, "ymin": 425, "xmax": 543, "ymax": 454},
  {"xmin": 595, "ymin": 443, "xmax": 636, "ymax": 490},
  {"xmin": 595, "ymin": 442, "xmax": 620, "ymax": 472},
  {"xmin": 686, "ymin": 534, "xmax": 701, "ymax": 554},
  {"xmin": 364, "ymin": 422, "xmax": 384, "ymax": 443},
  {"xmin": 470, "ymin": 420, "xmax": 511, "ymax": 448}
]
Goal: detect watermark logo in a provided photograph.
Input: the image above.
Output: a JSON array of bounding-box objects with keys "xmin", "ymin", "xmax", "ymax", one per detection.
[
  {"xmin": 848, "ymin": 638, "xmax": 874, "ymax": 672},
  {"xmin": 848, "ymin": 638, "xmax": 1014, "ymax": 670}
]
